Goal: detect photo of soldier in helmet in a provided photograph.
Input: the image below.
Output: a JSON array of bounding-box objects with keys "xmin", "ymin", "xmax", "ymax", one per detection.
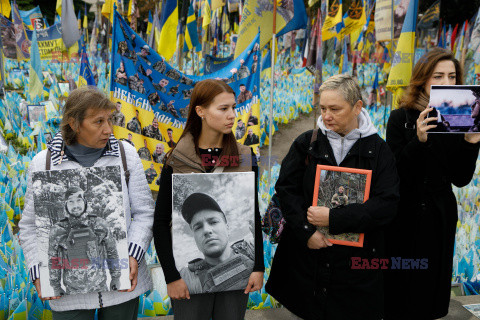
[
  {"xmin": 48, "ymin": 186, "xmax": 121, "ymax": 296},
  {"xmin": 136, "ymin": 45, "xmax": 152, "ymax": 66},
  {"xmin": 178, "ymin": 193, "xmax": 254, "ymax": 294}
]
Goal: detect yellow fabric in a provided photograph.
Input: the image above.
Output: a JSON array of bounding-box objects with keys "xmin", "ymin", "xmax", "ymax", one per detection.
[
  {"xmin": 338, "ymin": 0, "xmax": 366, "ymax": 38},
  {"xmin": 392, "ymin": 87, "xmax": 404, "ymax": 109},
  {"xmin": 56, "ymin": 0, "xmax": 62, "ymax": 16},
  {"xmin": 386, "ymin": 31, "xmax": 414, "ymax": 91},
  {"xmin": 102, "ymin": 0, "xmax": 117, "ymax": 23},
  {"xmin": 0, "ymin": 0, "xmax": 11, "ymax": 18},
  {"xmin": 322, "ymin": 0, "xmax": 342, "ymax": 39},
  {"xmin": 147, "ymin": 21, "xmax": 152, "ymax": 34},
  {"xmin": 202, "ymin": 0, "xmax": 211, "ymax": 27},
  {"xmin": 28, "ymin": 69, "xmax": 43, "ymax": 102},
  {"xmin": 322, "ymin": 27, "xmax": 337, "ymax": 41},
  {"xmin": 211, "ymin": 0, "xmax": 225, "ymax": 12},
  {"xmin": 127, "ymin": 0, "xmax": 134, "ymax": 18},
  {"xmin": 157, "ymin": 7, "xmax": 178, "ymax": 60},
  {"xmin": 235, "ymin": 0, "xmax": 287, "ymax": 58}
]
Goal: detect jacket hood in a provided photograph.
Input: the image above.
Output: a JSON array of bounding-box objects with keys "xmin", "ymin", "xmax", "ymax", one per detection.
[
  {"xmin": 316, "ymin": 108, "xmax": 378, "ymax": 165},
  {"xmin": 316, "ymin": 108, "xmax": 378, "ymax": 139}
]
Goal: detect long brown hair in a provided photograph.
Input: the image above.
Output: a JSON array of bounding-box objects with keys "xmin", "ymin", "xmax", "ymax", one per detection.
[
  {"xmin": 167, "ymin": 79, "xmax": 238, "ymax": 162},
  {"xmin": 399, "ymin": 47, "xmax": 463, "ymax": 109}
]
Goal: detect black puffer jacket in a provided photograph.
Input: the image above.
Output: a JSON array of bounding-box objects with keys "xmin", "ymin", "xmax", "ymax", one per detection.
[{"xmin": 266, "ymin": 129, "xmax": 399, "ymax": 320}]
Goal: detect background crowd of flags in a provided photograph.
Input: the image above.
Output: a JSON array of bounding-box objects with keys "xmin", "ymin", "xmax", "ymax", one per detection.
[
  {"xmin": 0, "ymin": 0, "xmax": 480, "ymax": 318},
  {"xmin": 3, "ymin": 0, "xmax": 479, "ymax": 102}
]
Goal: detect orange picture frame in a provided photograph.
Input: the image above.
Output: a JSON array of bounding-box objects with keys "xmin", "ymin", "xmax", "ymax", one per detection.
[{"xmin": 312, "ymin": 164, "xmax": 372, "ymax": 247}]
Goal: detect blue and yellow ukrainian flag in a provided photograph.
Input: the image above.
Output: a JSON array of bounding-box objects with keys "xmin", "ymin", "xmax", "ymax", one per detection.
[
  {"xmin": 147, "ymin": 10, "xmax": 153, "ymax": 35},
  {"xmin": 0, "ymin": 0, "xmax": 11, "ymax": 18},
  {"xmin": 438, "ymin": 23, "xmax": 446, "ymax": 48},
  {"xmin": 202, "ymin": 0, "xmax": 212, "ymax": 27},
  {"xmin": 455, "ymin": 20, "xmax": 467, "ymax": 60},
  {"xmin": 37, "ymin": 130, "xmax": 48, "ymax": 152},
  {"xmin": 322, "ymin": 0, "xmax": 342, "ymax": 41},
  {"xmin": 127, "ymin": 0, "xmax": 134, "ymax": 21},
  {"xmin": 339, "ymin": 0, "xmax": 366, "ymax": 39},
  {"xmin": 386, "ymin": 0, "xmax": 418, "ymax": 93},
  {"xmin": 158, "ymin": 0, "xmax": 178, "ymax": 60},
  {"xmin": 417, "ymin": 0, "xmax": 440, "ymax": 29},
  {"xmin": 9, "ymin": 300, "xmax": 27, "ymax": 320},
  {"xmin": 56, "ymin": 0, "xmax": 62, "ymax": 16},
  {"xmin": 101, "ymin": 0, "xmax": 118, "ymax": 23},
  {"xmin": 83, "ymin": 4, "xmax": 88, "ymax": 29},
  {"xmin": 28, "ymin": 29, "xmax": 44, "ymax": 103},
  {"xmin": 338, "ymin": 37, "xmax": 349, "ymax": 74},
  {"xmin": 78, "ymin": 38, "xmax": 96, "ymax": 87},
  {"xmin": 184, "ymin": 0, "xmax": 201, "ymax": 52}
]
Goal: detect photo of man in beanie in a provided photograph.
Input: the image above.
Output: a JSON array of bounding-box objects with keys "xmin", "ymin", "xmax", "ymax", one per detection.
[{"xmin": 178, "ymin": 192, "xmax": 254, "ymax": 294}]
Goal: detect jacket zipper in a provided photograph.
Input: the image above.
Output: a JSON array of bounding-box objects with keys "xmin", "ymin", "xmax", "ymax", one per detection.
[
  {"xmin": 340, "ymin": 137, "xmax": 344, "ymax": 164},
  {"xmin": 98, "ymin": 292, "xmax": 103, "ymax": 308}
]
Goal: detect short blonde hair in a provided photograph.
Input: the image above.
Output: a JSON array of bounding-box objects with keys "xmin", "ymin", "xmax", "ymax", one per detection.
[
  {"xmin": 319, "ymin": 74, "xmax": 363, "ymax": 107},
  {"xmin": 60, "ymin": 86, "xmax": 115, "ymax": 145}
]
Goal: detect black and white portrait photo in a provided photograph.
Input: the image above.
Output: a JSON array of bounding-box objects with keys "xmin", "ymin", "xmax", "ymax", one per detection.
[
  {"xmin": 428, "ymin": 85, "xmax": 480, "ymax": 133},
  {"xmin": 172, "ymin": 172, "xmax": 255, "ymax": 295},
  {"xmin": 32, "ymin": 166, "xmax": 131, "ymax": 298},
  {"xmin": 314, "ymin": 165, "xmax": 372, "ymax": 247}
]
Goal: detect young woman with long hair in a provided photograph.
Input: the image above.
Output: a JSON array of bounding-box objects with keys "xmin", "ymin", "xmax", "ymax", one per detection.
[
  {"xmin": 384, "ymin": 47, "xmax": 480, "ymax": 319},
  {"xmin": 153, "ymin": 79, "xmax": 264, "ymax": 320}
]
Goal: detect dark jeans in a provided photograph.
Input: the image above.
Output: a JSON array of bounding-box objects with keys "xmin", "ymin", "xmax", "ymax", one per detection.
[
  {"xmin": 52, "ymin": 297, "xmax": 139, "ymax": 320},
  {"xmin": 172, "ymin": 290, "xmax": 249, "ymax": 320}
]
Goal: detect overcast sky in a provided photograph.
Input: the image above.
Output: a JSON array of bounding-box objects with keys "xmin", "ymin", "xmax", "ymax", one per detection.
[{"xmin": 430, "ymin": 88, "xmax": 476, "ymax": 107}]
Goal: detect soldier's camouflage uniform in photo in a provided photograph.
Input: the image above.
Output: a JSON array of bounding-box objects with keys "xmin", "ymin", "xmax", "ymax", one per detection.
[
  {"xmin": 48, "ymin": 214, "xmax": 121, "ymax": 296},
  {"xmin": 112, "ymin": 110, "xmax": 125, "ymax": 127},
  {"xmin": 142, "ymin": 125, "xmax": 163, "ymax": 141},
  {"xmin": 179, "ymin": 239, "xmax": 255, "ymax": 293}
]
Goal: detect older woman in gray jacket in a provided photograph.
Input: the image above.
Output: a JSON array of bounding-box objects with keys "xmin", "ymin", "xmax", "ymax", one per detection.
[{"xmin": 19, "ymin": 86, "xmax": 154, "ymax": 320}]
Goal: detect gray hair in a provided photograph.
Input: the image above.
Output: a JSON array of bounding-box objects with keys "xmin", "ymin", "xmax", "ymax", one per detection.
[
  {"xmin": 318, "ymin": 74, "xmax": 363, "ymax": 107},
  {"xmin": 60, "ymin": 86, "xmax": 115, "ymax": 145}
]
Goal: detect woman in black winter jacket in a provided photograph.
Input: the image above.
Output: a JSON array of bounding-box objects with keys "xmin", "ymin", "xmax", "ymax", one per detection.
[
  {"xmin": 265, "ymin": 74, "xmax": 400, "ymax": 320},
  {"xmin": 384, "ymin": 48, "xmax": 480, "ymax": 319}
]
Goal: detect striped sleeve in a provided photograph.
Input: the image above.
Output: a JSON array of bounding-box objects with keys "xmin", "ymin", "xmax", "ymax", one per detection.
[
  {"xmin": 128, "ymin": 242, "xmax": 146, "ymax": 262},
  {"xmin": 30, "ymin": 264, "xmax": 40, "ymax": 282}
]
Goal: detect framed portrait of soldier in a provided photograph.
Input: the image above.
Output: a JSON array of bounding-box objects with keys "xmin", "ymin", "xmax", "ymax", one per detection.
[
  {"xmin": 172, "ymin": 172, "xmax": 255, "ymax": 295},
  {"xmin": 32, "ymin": 166, "xmax": 131, "ymax": 298},
  {"xmin": 313, "ymin": 165, "xmax": 372, "ymax": 247}
]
